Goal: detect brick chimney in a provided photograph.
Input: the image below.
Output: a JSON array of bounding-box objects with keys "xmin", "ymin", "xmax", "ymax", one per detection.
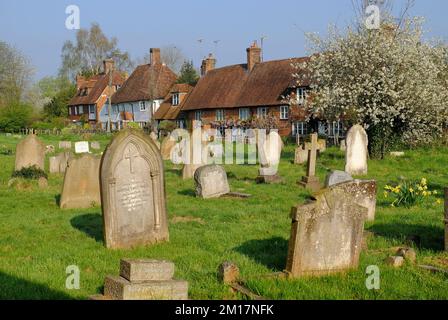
[
  {"xmin": 246, "ymin": 41, "xmax": 261, "ymax": 72},
  {"xmin": 201, "ymin": 53, "xmax": 216, "ymax": 76},
  {"xmin": 75, "ymin": 75, "xmax": 86, "ymax": 90},
  {"xmin": 150, "ymin": 48, "xmax": 161, "ymax": 65},
  {"xmin": 103, "ymin": 59, "xmax": 115, "ymax": 74}
]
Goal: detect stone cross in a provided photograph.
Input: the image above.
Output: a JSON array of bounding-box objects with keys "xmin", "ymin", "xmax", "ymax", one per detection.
[
  {"xmin": 124, "ymin": 146, "xmax": 139, "ymax": 174},
  {"xmin": 297, "ymin": 133, "xmax": 321, "ymax": 192}
]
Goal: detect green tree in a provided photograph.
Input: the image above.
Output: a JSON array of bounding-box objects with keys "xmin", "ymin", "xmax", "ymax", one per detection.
[
  {"xmin": 177, "ymin": 60, "xmax": 199, "ymax": 85},
  {"xmin": 43, "ymin": 83, "xmax": 76, "ymax": 119},
  {"xmin": 59, "ymin": 23, "xmax": 133, "ymax": 80},
  {"xmin": 0, "ymin": 102, "xmax": 32, "ymax": 132}
]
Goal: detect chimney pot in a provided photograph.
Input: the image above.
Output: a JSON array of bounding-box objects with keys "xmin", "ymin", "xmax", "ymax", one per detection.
[{"xmin": 201, "ymin": 53, "xmax": 216, "ymax": 76}]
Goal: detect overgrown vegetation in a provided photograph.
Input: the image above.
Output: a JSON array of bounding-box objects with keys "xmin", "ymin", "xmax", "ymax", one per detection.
[{"xmin": 11, "ymin": 165, "xmax": 48, "ymax": 180}]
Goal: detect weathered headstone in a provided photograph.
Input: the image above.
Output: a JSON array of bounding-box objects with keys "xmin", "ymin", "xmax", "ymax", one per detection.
[
  {"xmin": 345, "ymin": 125, "xmax": 368, "ymax": 175},
  {"xmin": 15, "ymin": 134, "xmax": 45, "ymax": 171},
  {"xmin": 91, "ymin": 141, "xmax": 101, "ymax": 150},
  {"xmin": 75, "ymin": 141, "xmax": 90, "ymax": 154},
  {"xmin": 256, "ymin": 131, "xmax": 283, "ymax": 183},
  {"xmin": 286, "ymin": 181, "xmax": 368, "ymax": 277},
  {"xmin": 298, "ymin": 133, "xmax": 322, "ymax": 192},
  {"xmin": 325, "ymin": 170, "xmax": 353, "ymax": 188},
  {"xmin": 150, "ymin": 132, "xmax": 161, "ymax": 149},
  {"xmin": 100, "ymin": 129, "xmax": 168, "ymax": 249},
  {"xmin": 94, "ymin": 259, "xmax": 188, "ymax": 300},
  {"xmin": 49, "ymin": 152, "xmax": 71, "ymax": 174},
  {"xmin": 59, "ymin": 141, "xmax": 72, "ymax": 149},
  {"xmin": 160, "ymin": 136, "xmax": 177, "ymax": 160},
  {"xmin": 194, "ymin": 165, "xmax": 230, "ymax": 199},
  {"xmin": 60, "ymin": 154, "xmax": 101, "ymax": 209},
  {"xmin": 294, "ymin": 147, "xmax": 308, "ymax": 165},
  {"xmin": 340, "ymin": 140, "xmax": 346, "ymax": 152}
]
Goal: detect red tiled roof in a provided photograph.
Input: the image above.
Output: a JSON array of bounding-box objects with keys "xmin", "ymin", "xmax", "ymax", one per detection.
[
  {"xmin": 154, "ymin": 84, "xmax": 193, "ymax": 120},
  {"xmin": 181, "ymin": 57, "xmax": 310, "ymax": 111},
  {"xmin": 68, "ymin": 72, "xmax": 124, "ymax": 106},
  {"xmin": 111, "ymin": 63, "xmax": 177, "ymax": 104}
]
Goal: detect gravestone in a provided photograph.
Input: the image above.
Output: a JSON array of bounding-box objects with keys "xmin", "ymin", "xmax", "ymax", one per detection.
[
  {"xmin": 298, "ymin": 133, "xmax": 322, "ymax": 192},
  {"xmin": 49, "ymin": 152, "xmax": 71, "ymax": 174},
  {"xmin": 59, "ymin": 141, "xmax": 72, "ymax": 149},
  {"xmin": 294, "ymin": 148, "xmax": 308, "ymax": 165},
  {"xmin": 286, "ymin": 181, "xmax": 368, "ymax": 277},
  {"xmin": 91, "ymin": 141, "xmax": 101, "ymax": 150},
  {"xmin": 256, "ymin": 131, "xmax": 283, "ymax": 183},
  {"xmin": 100, "ymin": 129, "xmax": 168, "ymax": 249},
  {"xmin": 60, "ymin": 154, "xmax": 101, "ymax": 209},
  {"xmin": 93, "ymin": 259, "xmax": 188, "ymax": 300},
  {"xmin": 150, "ymin": 132, "xmax": 161, "ymax": 149},
  {"xmin": 333, "ymin": 179, "xmax": 377, "ymax": 221},
  {"xmin": 340, "ymin": 140, "xmax": 346, "ymax": 152},
  {"xmin": 194, "ymin": 165, "xmax": 230, "ymax": 199},
  {"xmin": 75, "ymin": 141, "xmax": 90, "ymax": 154},
  {"xmin": 325, "ymin": 170, "xmax": 353, "ymax": 188},
  {"xmin": 15, "ymin": 134, "xmax": 45, "ymax": 171},
  {"xmin": 345, "ymin": 125, "xmax": 368, "ymax": 175},
  {"xmin": 160, "ymin": 136, "xmax": 177, "ymax": 160}
]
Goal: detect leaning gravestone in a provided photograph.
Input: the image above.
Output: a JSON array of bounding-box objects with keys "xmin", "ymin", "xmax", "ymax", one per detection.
[
  {"xmin": 15, "ymin": 134, "xmax": 45, "ymax": 171},
  {"xmin": 160, "ymin": 136, "xmax": 177, "ymax": 160},
  {"xmin": 345, "ymin": 125, "xmax": 368, "ymax": 175},
  {"xmin": 75, "ymin": 141, "xmax": 90, "ymax": 154},
  {"xmin": 100, "ymin": 129, "xmax": 168, "ymax": 249},
  {"xmin": 49, "ymin": 152, "xmax": 71, "ymax": 174},
  {"xmin": 286, "ymin": 181, "xmax": 368, "ymax": 277},
  {"xmin": 194, "ymin": 165, "xmax": 230, "ymax": 199},
  {"xmin": 60, "ymin": 154, "xmax": 101, "ymax": 209}
]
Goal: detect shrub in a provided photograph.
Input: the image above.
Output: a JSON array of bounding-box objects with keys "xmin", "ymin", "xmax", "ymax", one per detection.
[
  {"xmin": 159, "ymin": 120, "xmax": 177, "ymax": 133},
  {"xmin": 12, "ymin": 165, "xmax": 48, "ymax": 180},
  {"xmin": 0, "ymin": 102, "xmax": 32, "ymax": 132},
  {"xmin": 383, "ymin": 178, "xmax": 438, "ymax": 208}
]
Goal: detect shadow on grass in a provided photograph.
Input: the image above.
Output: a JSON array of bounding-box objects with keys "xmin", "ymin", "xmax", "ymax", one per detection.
[
  {"xmin": 55, "ymin": 194, "xmax": 61, "ymax": 207},
  {"xmin": 369, "ymin": 223, "xmax": 444, "ymax": 251},
  {"xmin": 70, "ymin": 213, "xmax": 104, "ymax": 243},
  {"xmin": 234, "ymin": 237, "xmax": 288, "ymax": 271},
  {"xmin": 0, "ymin": 271, "xmax": 72, "ymax": 299},
  {"xmin": 178, "ymin": 189, "xmax": 196, "ymax": 197}
]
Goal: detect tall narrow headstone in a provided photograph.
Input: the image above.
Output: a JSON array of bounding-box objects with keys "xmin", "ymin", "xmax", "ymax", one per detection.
[
  {"xmin": 100, "ymin": 129, "xmax": 168, "ymax": 249},
  {"xmin": 345, "ymin": 125, "xmax": 368, "ymax": 175},
  {"xmin": 298, "ymin": 133, "xmax": 321, "ymax": 192},
  {"xmin": 286, "ymin": 181, "xmax": 368, "ymax": 277},
  {"xmin": 15, "ymin": 134, "xmax": 45, "ymax": 171},
  {"xmin": 256, "ymin": 131, "xmax": 283, "ymax": 183},
  {"xmin": 60, "ymin": 154, "xmax": 101, "ymax": 209}
]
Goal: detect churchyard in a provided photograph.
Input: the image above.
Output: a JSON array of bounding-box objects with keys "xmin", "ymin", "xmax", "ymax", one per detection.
[{"xmin": 0, "ymin": 131, "xmax": 448, "ymax": 300}]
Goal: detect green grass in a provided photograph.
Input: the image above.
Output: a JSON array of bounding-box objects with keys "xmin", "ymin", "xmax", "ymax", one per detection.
[{"xmin": 0, "ymin": 133, "xmax": 447, "ymax": 300}]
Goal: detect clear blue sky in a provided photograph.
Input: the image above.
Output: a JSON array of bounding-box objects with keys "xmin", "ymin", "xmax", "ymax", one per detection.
[{"xmin": 0, "ymin": 0, "xmax": 446, "ymax": 80}]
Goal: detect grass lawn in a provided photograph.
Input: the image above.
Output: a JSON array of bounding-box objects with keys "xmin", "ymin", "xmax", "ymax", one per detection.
[{"xmin": 0, "ymin": 133, "xmax": 447, "ymax": 300}]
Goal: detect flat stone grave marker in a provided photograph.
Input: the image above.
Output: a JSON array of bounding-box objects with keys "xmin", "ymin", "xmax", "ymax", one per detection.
[
  {"xmin": 93, "ymin": 259, "xmax": 188, "ymax": 300},
  {"xmin": 15, "ymin": 134, "xmax": 45, "ymax": 171},
  {"xmin": 286, "ymin": 181, "xmax": 368, "ymax": 277},
  {"xmin": 75, "ymin": 141, "xmax": 90, "ymax": 154},
  {"xmin": 60, "ymin": 154, "xmax": 101, "ymax": 209},
  {"xmin": 59, "ymin": 141, "xmax": 72, "ymax": 149},
  {"xmin": 345, "ymin": 125, "xmax": 368, "ymax": 175},
  {"xmin": 100, "ymin": 129, "xmax": 168, "ymax": 249}
]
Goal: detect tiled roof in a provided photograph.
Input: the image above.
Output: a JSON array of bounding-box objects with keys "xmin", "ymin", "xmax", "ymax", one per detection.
[
  {"xmin": 181, "ymin": 57, "xmax": 310, "ymax": 111},
  {"xmin": 111, "ymin": 63, "xmax": 177, "ymax": 104},
  {"xmin": 68, "ymin": 72, "xmax": 124, "ymax": 106},
  {"xmin": 154, "ymin": 83, "xmax": 193, "ymax": 120}
]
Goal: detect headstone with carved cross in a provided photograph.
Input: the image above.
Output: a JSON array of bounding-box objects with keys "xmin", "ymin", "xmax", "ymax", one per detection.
[
  {"xmin": 100, "ymin": 129, "xmax": 168, "ymax": 249},
  {"xmin": 298, "ymin": 133, "xmax": 322, "ymax": 192}
]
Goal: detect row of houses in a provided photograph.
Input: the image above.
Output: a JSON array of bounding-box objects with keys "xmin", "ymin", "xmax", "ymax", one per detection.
[{"xmin": 67, "ymin": 44, "xmax": 345, "ymax": 138}]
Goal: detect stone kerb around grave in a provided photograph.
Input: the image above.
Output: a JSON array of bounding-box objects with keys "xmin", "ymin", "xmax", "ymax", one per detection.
[{"xmin": 100, "ymin": 129, "xmax": 169, "ymax": 249}]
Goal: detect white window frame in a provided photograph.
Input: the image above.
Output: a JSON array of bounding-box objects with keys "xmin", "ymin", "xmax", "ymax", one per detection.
[
  {"xmin": 280, "ymin": 106, "xmax": 289, "ymax": 120},
  {"xmin": 172, "ymin": 93, "xmax": 180, "ymax": 106},
  {"xmin": 292, "ymin": 121, "xmax": 308, "ymax": 136},
  {"xmin": 297, "ymin": 87, "xmax": 307, "ymax": 104},
  {"xmin": 89, "ymin": 105, "xmax": 95, "ymax": 114},
  {"xmin": 216, "ymin": 109, "xmax": 225, "ymax": 121},
  {"xmin": 139, "ymin": 101, "xmax": 147, "ymax": 112},
  {"xmin": 195, "ymin": 110, "xmax": 202, "ymax": 121},
  {"xmin": 239, "ymin": 108, "xmax": 250, "ymax": 120},
  {"xmin": 257, "ymin": 107, "xmax": 268, "ymax": 118}
]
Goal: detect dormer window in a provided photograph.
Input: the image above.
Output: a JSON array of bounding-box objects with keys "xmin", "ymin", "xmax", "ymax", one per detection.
[
  {"xmin": 297, "ymin": 87, "xmax": 307, "ymax": 104},
  {"xmin": 172, "ymin": 93, "xmax": 180, "ymax": 106}
]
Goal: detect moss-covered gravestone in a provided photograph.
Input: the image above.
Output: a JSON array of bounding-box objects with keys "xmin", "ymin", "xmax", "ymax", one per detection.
[{"xmin": 100, "ymin": 129, "xmax": 168, "ymax": 249}]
